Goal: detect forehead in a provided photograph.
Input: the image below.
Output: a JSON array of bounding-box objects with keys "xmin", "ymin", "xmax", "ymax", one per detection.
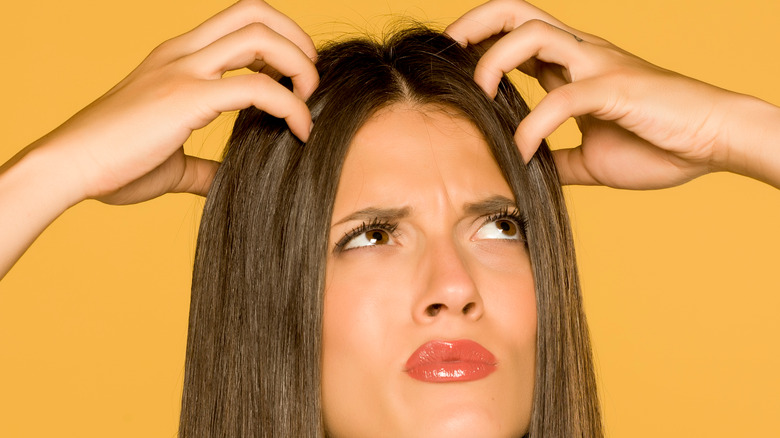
[{"xmin": 332, "ymin": 103, "xmax": 515, "ymax": 218}]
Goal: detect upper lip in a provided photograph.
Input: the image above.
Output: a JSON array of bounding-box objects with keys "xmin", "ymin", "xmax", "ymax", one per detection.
[{"xmin": 404, "ymin": 339, "xmax": 497, "ymax": 370}]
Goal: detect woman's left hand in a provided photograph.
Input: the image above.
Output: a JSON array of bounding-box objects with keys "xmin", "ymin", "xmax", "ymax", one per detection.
[{"xmin": 445, "ymin": 0, "xmax": 780, "ymax": 189}]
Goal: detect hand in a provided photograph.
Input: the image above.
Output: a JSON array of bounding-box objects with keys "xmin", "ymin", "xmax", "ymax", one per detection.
[
  {"xmin": 43, "ymin": 0, "xmax": 318, "ymax": 204},
  {"xmin": 445, "ymin": 0, "xmax": 774, "ymax": 189}
]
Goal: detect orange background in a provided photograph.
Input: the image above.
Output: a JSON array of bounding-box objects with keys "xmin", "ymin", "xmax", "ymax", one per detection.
[{"xmin": 1, "ymin": 0, "xmax": 779, "ymax": 436}]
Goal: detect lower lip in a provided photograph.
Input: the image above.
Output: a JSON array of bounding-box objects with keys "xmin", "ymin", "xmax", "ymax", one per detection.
[
  {"xmin": 405, "ymin": 361, "xmax": 497, "ymax": 383},
  {"xmin": 405, "ymin": 340, "xmax": 497, "ymax": 383}
]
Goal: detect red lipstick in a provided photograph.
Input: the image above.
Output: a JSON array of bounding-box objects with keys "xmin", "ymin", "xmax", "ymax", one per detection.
[{"xmin": 404, "ymin": 339, "xmax": 497, "ymax": 383}]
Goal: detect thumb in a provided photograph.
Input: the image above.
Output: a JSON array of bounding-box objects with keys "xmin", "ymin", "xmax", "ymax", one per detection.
[
  {"xmin": 552, "ymin": 147, "xmax": 599, "ymax": 185},
  {"xmin": 173, "ymin": 155, "xmax": 220, "ymax": 196}
]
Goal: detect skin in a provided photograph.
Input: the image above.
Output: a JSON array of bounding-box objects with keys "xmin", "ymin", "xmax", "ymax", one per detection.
[{"xmin": 322, "ymin": 104, "xmax": 536, "ymax": 438}]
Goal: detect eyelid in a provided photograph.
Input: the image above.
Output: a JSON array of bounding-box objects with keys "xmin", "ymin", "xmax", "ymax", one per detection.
[
  {"xmin": 481, "ymin": 207, "xmax": 523, "ymax": 225},
  {"xmin": 334, "ymin": 218, "xmax": 399, "ymax": 252}
]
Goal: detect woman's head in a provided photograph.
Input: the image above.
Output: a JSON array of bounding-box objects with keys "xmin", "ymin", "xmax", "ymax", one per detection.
[
  {"xmin": 323, "ymin": 103, "xmax": 536, "ymax": 436},
  {"xmin": 182, "ymin": 26, "xmax": 601, "ymax": 437}
]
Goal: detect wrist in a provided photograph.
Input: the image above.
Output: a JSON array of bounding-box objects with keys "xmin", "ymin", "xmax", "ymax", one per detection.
[
  {"xmin": 14, "ymin": 137, "xmax": 91, "ymax": 211},
  {"xmin": 713, "ymin": 93, "xmax": 780, "ymax": 188},
  {"xmin": 0, "ymin": 138, "xmax": 90, "ymax": 278}
]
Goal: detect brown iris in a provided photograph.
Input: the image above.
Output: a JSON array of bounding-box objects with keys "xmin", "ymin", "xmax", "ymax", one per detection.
[
  {"xmin": 367, "ymin": 229, "xmax": 390, "ymax": 245},
  {"xmin": 495, "ymin": 219, "xmax": 518, "ymax": 237}
]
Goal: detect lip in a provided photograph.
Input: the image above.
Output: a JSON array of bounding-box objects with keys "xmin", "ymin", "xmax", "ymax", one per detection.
[{"xmin": 404, "ymin": 339, "xmax": 497, "ymax": 383}]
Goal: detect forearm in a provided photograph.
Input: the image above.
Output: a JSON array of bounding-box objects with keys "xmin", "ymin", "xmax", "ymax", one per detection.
[
  {"xmin": 716, "ymin": 94, "xmax": 780, "ymax": 189},
  {"xmin": 0, "ymin": 140, "xmax": 86, "ymax": 280}
]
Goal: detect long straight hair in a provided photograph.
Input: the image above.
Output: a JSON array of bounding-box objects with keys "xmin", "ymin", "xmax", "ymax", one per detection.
[{"xmin": 180, "ymin": 26, "xmax": 602, "ymax": 437}]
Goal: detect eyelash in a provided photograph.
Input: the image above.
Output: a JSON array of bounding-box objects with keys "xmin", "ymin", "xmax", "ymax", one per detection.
[
  {"xmin": 334, "ymin": 218, "xmax": 399, "ymax": 252},
  {"xmin": 482, "ymin": 207, "xmax": 525, "ymax": 234}
]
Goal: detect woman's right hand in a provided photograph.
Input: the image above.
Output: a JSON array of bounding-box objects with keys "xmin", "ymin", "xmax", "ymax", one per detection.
[
  {"xmin": 0, "ymin": 0, "xmax": 318, "ymax": 279},
  {"xmin": 37, "ymin": 0, "xmax": 318, "ymax": 205}
]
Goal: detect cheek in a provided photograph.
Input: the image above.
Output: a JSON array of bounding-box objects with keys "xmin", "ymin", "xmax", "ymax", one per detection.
[
  {"xmin": 478, "ymin": 247, "xmax": 536, "ymax": 337},
  {"xmin": 472, "ymin": 241, "xmax": 537, "ymax": 346},
  {"xmin": 321, "ymin": 253, "xmax": 411, "ymax": 436},
  {"xmin": 323, "ymin": 251, "xmax": 410, "ymax": 344},
  {"xmin": 490, "ymin": 273, "xmax": 536, "ymax": 415},
  {"xmin": 471, "ymin": 243, "xmax": 537, "ymax": 431}
]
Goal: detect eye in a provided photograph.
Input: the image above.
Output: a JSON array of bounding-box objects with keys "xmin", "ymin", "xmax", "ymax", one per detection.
[
  {"xmin": 334, "ymin": 219, "xmax": 399, "ymax": 252},
  {"xmin": 474, "ymin": 215, "xmax": 522, "ymax": 241},
  {"xmin": 342, "ymin": 228, "xmax": 395, "ymax": 250}
]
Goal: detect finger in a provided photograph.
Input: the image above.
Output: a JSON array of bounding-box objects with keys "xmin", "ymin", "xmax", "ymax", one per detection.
[
  {"xmin": 181, "ymin": 22, "xmax": 319, "ymax": 100},
  {"xmin": 201, "ymin": 73, "xmax": 313, "ymax": 142},
  {"xmin": 173, "ymin": 155, "xmax": 221, "ymax": 196},
  {"xmin": 551, "ymin": 147, "xmax": 599, "ymax": 185},
  {"xmin": 244, "ymin": 60, "xmax": 280, "ymax": 77},
  {"xmin": 475, "ymin": 19, "xmax": 587, "ymax": 97},
  {"xmin": 161, "ymin": 0, "xmax": 317, "ymax": 62},
  {"xmin": 514, "ymin": 79, "xmax": 609, "ymax": 162},
  {"xmin": 445, "ymin": 0, "xmax": 576, "ymax": 47},
  {"xmin": 517, "ymin": 59, "xmax": 570, "ymax": 92}
]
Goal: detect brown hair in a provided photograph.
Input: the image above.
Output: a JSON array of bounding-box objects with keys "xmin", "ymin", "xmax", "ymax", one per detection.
[{"xmin": 180, "ymin": 26, "xmax": 602, "ymax": 437}]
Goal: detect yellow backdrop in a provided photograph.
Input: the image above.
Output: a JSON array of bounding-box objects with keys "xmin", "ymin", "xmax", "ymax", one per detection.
[{"xmin": 1, "ymin": 0, "xmax": 779, "ymax": 436}]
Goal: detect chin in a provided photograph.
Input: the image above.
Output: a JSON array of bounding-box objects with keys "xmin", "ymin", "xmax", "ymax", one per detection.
[
  {"xmin": 401, "ymin": 406, "xmax": 527, "ymax": 438},
  {"xmin": 325, "ymin": 404, "xmax": 529, "ymax": 438}
]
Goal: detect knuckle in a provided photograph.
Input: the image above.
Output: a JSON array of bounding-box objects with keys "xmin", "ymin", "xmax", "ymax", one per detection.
[
  {"xmin": 241, "ymin": 21, "xmax": 271, "ymax": 39},
  {"xmin": 524, "ymin": 19, "xmax": 555, "ymax": 35},
  {"xmin": 287, "ymin": 102, "xmax": 308, "ymax": 121},
  {"xmin": 237, "ymin": 0, "xmax": 271, "ymax": 20},
  {"xmin": 151, "ymin": 38, "xmax": 173, "ymax": 55},
  {"xmin": 147, "ymin": 38, "xmax": 179, "ymax": 63},
  {"xmin": 548, "ymin": 85, "xmax": 577, "ymax": 108},
  {"xmin": 238, "ymin": 0, "xmax": 268, "ymax": 11},
  {"xmin": 247, "ymin": 74, "xmax": 290, "ymax": 105},
  {"xmin": 499, "ymin": 0, "xmax": 522, "ymax": 9},
  {"xmin": 247, "ymin": 72, "xmax": 275, "ymax": 90},
  {"xmin": 475, "ymin": 58, "xmax": 501, "ymax": 80}
]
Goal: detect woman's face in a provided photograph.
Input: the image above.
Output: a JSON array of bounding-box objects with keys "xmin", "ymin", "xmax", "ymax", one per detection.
[{"xmin": 322, "ymin": 104, "xmax": 536, "ymax": 438}]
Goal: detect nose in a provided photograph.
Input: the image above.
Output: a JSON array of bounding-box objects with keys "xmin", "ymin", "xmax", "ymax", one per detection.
[{"xmin": 412, "ymin": 236, "xmax": 484, "ymax": 324}]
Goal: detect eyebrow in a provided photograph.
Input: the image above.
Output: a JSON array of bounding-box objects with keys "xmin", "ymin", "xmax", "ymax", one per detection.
[
  {"xmin": 331, "ymin": 206, "xmax": 412, "ymax": 228},
  {"xmin": 330, "ymin": 195, "xmax": 519, "ymax": 228},
  {"xmin": 462, "ymin": 195, "xmax": 519, "ymax": 217}
]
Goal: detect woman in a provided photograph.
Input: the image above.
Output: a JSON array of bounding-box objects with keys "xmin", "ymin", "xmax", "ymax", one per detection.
[
  {"xmin": 0, "ymin": 0, "xmax": 778, "ymax": 436},
  {"xmin": 181, "ymin": 27, "xmax": 599, "ymax": 436}
]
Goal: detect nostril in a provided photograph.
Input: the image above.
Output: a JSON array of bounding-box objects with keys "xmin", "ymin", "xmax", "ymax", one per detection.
[
  {"xmin": 462, "ymin": 302, "xmax": 475, "ymax": 314},
  {"xmin": 426, "ymin": 303, "xmax": 443, "ymax": 317}
]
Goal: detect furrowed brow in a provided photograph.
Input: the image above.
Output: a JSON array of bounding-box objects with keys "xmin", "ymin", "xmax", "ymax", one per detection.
[{"xmin": 331, "ymin": 206, "xmax": 412, "ymax": 228}]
